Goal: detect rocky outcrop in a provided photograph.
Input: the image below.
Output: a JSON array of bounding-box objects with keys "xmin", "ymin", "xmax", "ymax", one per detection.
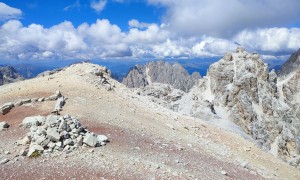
[
  {"xmin": 279, "ymin": 48, "xmax": 300, "ymax": 77},
  {"xmin": 134, "ymin": 48, "xmax": 300, "ymax": 167},
  {"xmin": 0, "ymin": 66, "xmax": 24, "ymax": 85},
  {"xmin": 187, "ymin": 48, "xmax": 300, "ymax": 165},
  {"xmin": 122, "ymin": 61, "xmax": 201, "ymax": 92},
  {"xmin": 18, "ymin": 114, "xmax": 108, "ymax": 157}
]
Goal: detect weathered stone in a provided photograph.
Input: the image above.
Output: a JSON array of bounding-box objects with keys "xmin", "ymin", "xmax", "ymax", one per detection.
[
  {"xmin": 35, "ymin": 136, "xmax": 47, "ymax": 145},
  {"xmin": 55, "ymin": 141, "xmax": 62, "ymax": 147},
  {"xmin": 0, "ymin": 102, "xmax": 14, "ymax": 115},
  {"xmin": 0, "ymin": 158, "xmax": 9, "ymax": 165},
  {"xmin": 221, "ymin": 170, "xmax": 227, "ymax": 176},
  {"xmin": 31, "ymin": 98, "xmax": 38, "ymax": 102},
  {"xmin": 21, "ymin": 99, "xmax": 31, "ymax": 104},
  {"xmin": 27, "ymin": 144, "xmax": 44, "ymax": 157},
  {"xmin": 0, "ymin": 121, "xmax": 9, "ymax": 131},
  {"xmin": 47, "ymin": 142, "xmax": 56, "ymax": 149},
  {"xmin": 17, "ymin": 135, "xmax": 31, "ymax": 145},
  {"xmin": 69, "ymin": 124, "xmax": 75, "ymax": 130},
  {"xmin": 83, "ymin": 133, "xmax": 97, "ymax": 147},
  {"xmin": 38, "ymin": 98, "xmax": 45, "ymax": 102},
  {"xmin": 97, "ymin": 135, "xmax": 108, "ymax": 143},
  {"xmin": 63, "ymin": 139, "xmax": 74, "ymax": 146},
  {"xmin": 4, "ymin": 151, "xmax": 10, "ymax": 155},
  {"xmin": 45, "ymin": 115, "xmax": 58, "ymax": 127},
  {"xmin": 54, "ymin": 96, "xmax": 65, "ymax": 112},
  {"xmin": 77, "ymin": 135, "xmax": 83, "ymax": 146},
  {"xmin": 21, "ymin": 116, "xmax": 41, "ymax": 128},
  {"xmin": 36, "ymin": 127, "xmax": 46, "ymax": 136},
  {"xmin": 14, "ymin": 101, "xmax": 23, "ymax": 107},
  {"xmin": 46, "ymin": 128, "xmax": 60, "ymax": 142}
]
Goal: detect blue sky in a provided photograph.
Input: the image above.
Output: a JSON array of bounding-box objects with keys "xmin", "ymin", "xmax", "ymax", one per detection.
[
  {"xmin": 3, "ymin": 0, "xmax": 164, "ymax": 30},
  {"xmin": 0, "ymin": 0, "xmax": 300, "ymax": 61}
]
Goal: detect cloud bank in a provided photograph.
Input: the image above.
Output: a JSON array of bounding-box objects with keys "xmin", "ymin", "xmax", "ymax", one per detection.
[
  {"xmin": 0, "ymin": 2, "xmax": 300, "ymax": 60},
  {"xmin": 147, "ymin": 0, "xmax": 300, "ymax": 37}
]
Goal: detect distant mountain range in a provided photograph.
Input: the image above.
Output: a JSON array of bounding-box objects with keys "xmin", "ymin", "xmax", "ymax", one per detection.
[{"xmin": 0, "ymin": 54, "xmax": 291, "ymax": 86}]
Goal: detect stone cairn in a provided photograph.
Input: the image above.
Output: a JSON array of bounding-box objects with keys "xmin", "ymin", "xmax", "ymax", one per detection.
[
  {"xmin": 0, "ymin": 90, "xmax": 108, "ymax": 157},
  {"xmin": 17, "ymin": 114, "xmax": 108, "ymax": 157}
]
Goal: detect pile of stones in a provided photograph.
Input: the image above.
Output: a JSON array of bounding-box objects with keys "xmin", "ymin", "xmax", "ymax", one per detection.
[{"xmin": 17, "ymin": 114, "xmax": 108, "ymax": 157}]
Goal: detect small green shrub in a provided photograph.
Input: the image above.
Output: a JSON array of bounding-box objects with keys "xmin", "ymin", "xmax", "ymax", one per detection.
[{"xmin": 29, "ymin": 151, "xmax": 41, "ymax": 158}]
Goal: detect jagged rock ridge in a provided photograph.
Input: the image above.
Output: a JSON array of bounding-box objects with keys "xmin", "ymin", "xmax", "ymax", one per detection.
[
  {"xmin": 122, "ymin": 61, "xmax": 201, "ymax": 92},
  {"xmin": 0, "ymin": 66, "xmax": 24, "ymax": 85},
  {"xmin": 187, "ymin": 48, "xmax": 300, "ymax": 166}
]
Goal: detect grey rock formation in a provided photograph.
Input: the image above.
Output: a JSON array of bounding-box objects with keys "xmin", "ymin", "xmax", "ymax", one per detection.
[
  {"xmin": 0, "ymin": 66, "xmax": 24, "ymax": 85},
  {"xmin": 187, "ymin": 48, "xmax": 300, "ymax": 166},
  {"xmin": 279, "ymin": 48, "xmax": 300, "ymax": 77},
  {"xmin": 122, "ymin": 61, "xmax": 201, "ymax": 92}
]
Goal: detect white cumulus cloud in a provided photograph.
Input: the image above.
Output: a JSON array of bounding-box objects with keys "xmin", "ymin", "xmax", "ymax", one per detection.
[
  {"xmin": 0, "ymin": 2, "xmax": 22, "ymax": 21},
  {"xmin": 91, "ymin": 0, "xmax": 107, "ymax": 13},
  {"xmin": 234, "ymin": 28, "xmax": 300, "ymax": 53},
  {"xmin": 0, "ymin": 18, "xmax": 300, "ymax": 60}
]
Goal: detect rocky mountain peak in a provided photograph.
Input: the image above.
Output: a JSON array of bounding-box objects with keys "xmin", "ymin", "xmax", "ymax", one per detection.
[
  {"xmin": 279, "ymin": 48, "xmax": 300, "ymax": 77},
  {"xmin": 122, "ymin": 61, "xmax": 201, "ymax": 92},
  {"xmin": 0, "ymin": 65, "xmax": 24, "ymax": 85},
  {"xmin": 192, "ymin": 48, "xmax": 300, "ymax": 165}
]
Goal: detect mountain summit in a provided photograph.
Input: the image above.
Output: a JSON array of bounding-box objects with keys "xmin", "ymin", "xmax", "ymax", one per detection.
[{"xmin": 122, "ymin": 61, "xmax": 201, "ymax": 92}]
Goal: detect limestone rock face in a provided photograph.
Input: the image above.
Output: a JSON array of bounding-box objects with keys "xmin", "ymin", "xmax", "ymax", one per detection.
[
  {"xmin": 191, "ymin": 48, "xmax": 300, "ymax": 165},
  {"xmin": 122, "ymin": 61, "xmax": 201, "ymax": 92},
  {"xmin": 279, "ymin": 48, "xmax": 300, "ymax": 77}
]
